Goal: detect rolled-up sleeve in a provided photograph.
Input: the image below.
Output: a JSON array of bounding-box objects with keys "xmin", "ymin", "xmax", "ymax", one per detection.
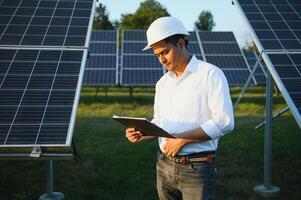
[{"xmin": 200, "ymin": 68, "xmax": 234, "ymax": 139}]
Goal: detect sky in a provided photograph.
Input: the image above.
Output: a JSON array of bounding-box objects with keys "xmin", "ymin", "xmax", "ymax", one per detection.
[{"xmin": 99, "ymin": 0, "xmax": 253, "ymax": 48}]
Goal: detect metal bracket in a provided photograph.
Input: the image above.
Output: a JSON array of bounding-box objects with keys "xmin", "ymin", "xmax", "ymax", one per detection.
[{"xmin": 30, "ymin": 146, "xmax": 42, "ymax": 158}]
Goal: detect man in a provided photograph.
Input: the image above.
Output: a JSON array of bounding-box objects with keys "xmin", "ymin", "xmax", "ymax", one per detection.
[{"xmin": 125, "ymin": 16, "xmax": 234, "ymax": 200}]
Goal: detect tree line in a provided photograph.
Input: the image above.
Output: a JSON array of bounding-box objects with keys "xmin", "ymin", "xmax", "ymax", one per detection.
[{"xmin": 93, "ymin": 0, "xmax": 215, "ymax": 31}]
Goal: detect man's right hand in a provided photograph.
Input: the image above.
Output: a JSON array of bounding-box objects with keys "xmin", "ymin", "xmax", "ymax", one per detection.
[{"xmin": 125, "ymin": 128, "xmax": 144, "ymax": 143}]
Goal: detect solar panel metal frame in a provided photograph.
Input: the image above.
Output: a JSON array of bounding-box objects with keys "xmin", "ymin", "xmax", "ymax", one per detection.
[
  {"xmin": 0, "ymin": 0, "xmax": 97, "ymax": 157},
  {"xmin": 243, "ymin": 50, "xmax": 267, "ymax": 85},
  {"xmin": 234, "ymin": 0, "xmax": 301, "ymax": 128},
  {"xmin": 120, "ymin": 30, "xmax": 165, "ymax": 86},
  {"xmin": 197, "ymin": 31, "xmax": 256, "ymax": 86},
  {"xmin": 83, "ymin": 30, "xmax": 119, "ymax": 86},
  {"xmin": 188, "ymin": 31, "xmax": 205, "ymax": 60},
  {"xmin": 261, "ymin": 51, "xmax": 301, "ymax": 128}
]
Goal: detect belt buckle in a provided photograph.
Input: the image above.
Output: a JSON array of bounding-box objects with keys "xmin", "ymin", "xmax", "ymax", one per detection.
[
  {"xmin": 178, "ymin": 156, "xmax": 187, "ymax": 165},
  {"xmin": 206, "ymin": 155, "xmax": 214, "ymax": 164}
]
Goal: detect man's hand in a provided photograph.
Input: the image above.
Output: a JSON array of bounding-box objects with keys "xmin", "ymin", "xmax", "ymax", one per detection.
[
  {"xmin": 125, "ymin": 128, "xmax": 143, "ymax": 143},
  {"xmin": 163, "ymin": 138, "xmax": 185, "ymax": 157}
]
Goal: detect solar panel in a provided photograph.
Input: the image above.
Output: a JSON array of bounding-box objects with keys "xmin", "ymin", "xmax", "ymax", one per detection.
[
  {"xmin": 0, "ymin": 0, "xmax": 96, "ymax": 157},
  {"xmin": 243, "ymin": 50, "xmax": 267, "ymax": 85},
  {"xmin": 235, "ymin": 0, "xmax": 301, "ymax": 127},
  {"xmin": 0, "ymin": 49, "xmax": 83, "ymax": 145},
  {"xmin": 198, "ymin": 31, "xmax": 256, "ymax": 86},
  {"xmin": 236, "ymin": 0, "xmax": 301, "ymax": 51},
  {"xmin": 83, "ymin": 30, "xmax": 118, "ymax": 86},
  {"xmin": 121, "ymin": 30, "xmax": 165, "ymax": 86},
  {"xmin": 0, "ymin": 0, "xmax": 93, "ymax": 47}
]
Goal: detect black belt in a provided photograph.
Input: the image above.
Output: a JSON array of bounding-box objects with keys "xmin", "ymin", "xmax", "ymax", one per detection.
[{"xmin": 159, "ymin": 151, "xmax": 215, "ymax": 165}]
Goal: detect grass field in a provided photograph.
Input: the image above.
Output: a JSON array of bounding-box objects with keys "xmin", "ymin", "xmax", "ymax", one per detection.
[{"xmin": 0, "ymin": 86, "xmax": 300, "ymax": 200}]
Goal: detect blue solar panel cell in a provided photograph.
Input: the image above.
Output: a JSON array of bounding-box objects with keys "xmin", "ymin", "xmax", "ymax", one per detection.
[
  {"xmin": 122, "ymin": 69, "xmax": 164, "ymax": 85},
  {"xmin": 223, "ymin": 70, "xmax": 251, "ymax": 86},
  {"xmin": 123, "ymin": 55, "xmax": 161, "ymax": 69},
  {"xmin": 0, "ymin": 90, "xmax": 23, "ymax": 105},
  {"xmin": 0, "ymin": 106, "xmax": 17, "ymax": 124},
  {"xmin": 44, "ymin": 106, "xmax": 72, "ymax": 124},
  {"xmin": 0, "ymin": 125, "xmax": 9, "ymax": 144},
  {"xmin": 206, "ymin": 56, "xmax": 247, "ymax": 69},
  {"xmin": 187, "ymin": 31, "xmax": 198, "ymax": 41},
  {"xmin": 202, "ymin": 43, "xmax": 241, "ymax": 55},
  {"xmin": 9, "ymin": 62, "xmax": 35, "ymax": 74},
  {"xmin": 37, "ymin": 125, "xmax": 69, "ymax": 144},
  {"xmin": 123, "ymin": 42, "xmax": 148, "ymax": 54},
  {"xmin": 40, "ymin": 1, "xmax": 57, "ymax": 8},
  {"xmin": 83, "ymin": 70, "xmax": 116, "ymax": 86},
  {"xmin": 123, "ymin": 30, "xmax": 146, "ymax": 41},
  {"xmin": 199, "ymin": 32, "xmax": 236, "ymax": 42},
  {"xmin": 187, "ymin": 43, "xmax": 201, "ymax": 55},
  {"xmin": 0, "ymin": 49, "xmax": 15, "ymax": 60},
  {"xmin": 90, "ymin": 43, "xmax": 116, "ymax": 54},
  {"xmin": 6, "ymin": 125, "xmax": 39, "ymax": 145},
  {"xmin": 5, "ymin": 25, "xmax": 27, "ymax": 34},
  {"xmin": 57, "ymin": 2, "xmax": 75, "ymax": 9},
  {"xmin": 65, "ymin": 36, "xmax": 86, "ymax": 46},
  {"xmin": 22, "ymin": 90, "xmax": 50, "ymax": 105},
  {"xmin": 91, "ymin": 30, "xmax": 117, "ymax": 42},
  {"xmin": 52, "ymin": 76, "xmax": 79, "ymax": 89},
  {"xmin": 86, "ymin": 55, "xmax": 116, "ymax": 68},
  {"xmin": 49, "ymin": 90, "xmax": 76, "ymax": 105},
  {"xmin": 27, "ymin": 76, "xmax": 54, "ymax": 89},
  {"xmin": 2, "ymin": 75, "xmax": 29, "ymax": 89}
]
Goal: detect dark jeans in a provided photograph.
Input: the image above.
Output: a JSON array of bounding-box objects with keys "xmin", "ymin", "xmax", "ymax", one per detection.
[{"xmin": 156, "ymin": 154, "xmax": 216, "ymax": 200}]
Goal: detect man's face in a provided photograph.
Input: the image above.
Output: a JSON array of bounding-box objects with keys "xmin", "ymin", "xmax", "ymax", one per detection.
[{"xmin": 152, "ymin": 41, "xmax": 182, "ymax": 72}]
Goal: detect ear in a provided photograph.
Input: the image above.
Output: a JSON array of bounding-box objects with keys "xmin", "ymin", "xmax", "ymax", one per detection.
[{"xmin": 177, "ymin": 38, "xmax": 185, "ymax": 49}]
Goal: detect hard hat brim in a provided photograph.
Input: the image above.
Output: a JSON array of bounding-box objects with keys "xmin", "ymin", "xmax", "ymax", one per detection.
[{"xmin": 142, "ymin": 45, "xmax": 151, "ymax": 51}]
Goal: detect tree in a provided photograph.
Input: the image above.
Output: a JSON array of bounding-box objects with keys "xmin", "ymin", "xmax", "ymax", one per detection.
[
  {"xmin": 194, "ymin": 11, "xmax": 215, "ymax": 31},
  {"xmin": 118, "ymin": 0, "xmax": 170, "ymax": 30},
  {"xmin": 93, "ymin": 3, "xmax": 114, "ymax": 30}
]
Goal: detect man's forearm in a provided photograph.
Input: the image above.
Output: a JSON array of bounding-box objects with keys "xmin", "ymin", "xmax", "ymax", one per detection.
[
  {"xmin": 177, "ymin": 128, "xmax": 211, "ymax": 143},
  {"xmin": 141, "ymin": 136, "xmax": 157, "ymax": 141}
]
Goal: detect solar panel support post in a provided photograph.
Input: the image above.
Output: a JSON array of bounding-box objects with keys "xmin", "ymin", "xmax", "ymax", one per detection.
[
  {"xmin": 39, "ymin": 160, "xmax": 64, "ymax": 200},
  {"xmin": 254, "ymin": 71, "xmax": 280, "ymax": 197},
  {"xmin": 234, "ymin": 57, "xmax": 261, "ymax": 111},
  {"xmin": 255, "ymin": 107, "xmax": 290, "ymax": 130},
  {"xmin": 129, "ymin": 87, "xmax": 133, "ymax": 98},
  {"xmin": 94, "ymin": 87, "xmax": 100, "ymax": 98}
]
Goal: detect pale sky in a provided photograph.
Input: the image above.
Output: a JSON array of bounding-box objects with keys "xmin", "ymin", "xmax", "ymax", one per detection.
[{"xmin": 99, "ymin": 0, "xmax": 253, "ymax": 48}]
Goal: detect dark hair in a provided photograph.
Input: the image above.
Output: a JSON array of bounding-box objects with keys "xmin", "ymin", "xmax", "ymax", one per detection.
[{"xmin": 163, "ymin": 34, "xmax": 189, "ymax": 47}]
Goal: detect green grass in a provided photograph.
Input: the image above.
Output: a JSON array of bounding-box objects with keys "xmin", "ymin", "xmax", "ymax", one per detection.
[{"xmin": 0, "ymin": 86, "xmax": 300, "ymax": 200}]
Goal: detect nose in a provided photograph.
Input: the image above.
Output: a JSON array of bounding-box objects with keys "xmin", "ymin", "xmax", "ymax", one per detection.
[{"xmin": 158, "ymin": 55, "xmax": 167, "ymax": 65}]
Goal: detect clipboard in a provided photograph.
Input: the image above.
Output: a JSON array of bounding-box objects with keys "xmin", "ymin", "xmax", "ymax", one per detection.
[{"xmin": 112, "ymin": 115, "xmax": 174, "ymax": 138}]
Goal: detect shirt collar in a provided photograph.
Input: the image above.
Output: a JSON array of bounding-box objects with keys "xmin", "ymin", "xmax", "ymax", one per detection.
[{"xmin": 167, "ymin": 55, "xmax": 198, "ymax": 78}]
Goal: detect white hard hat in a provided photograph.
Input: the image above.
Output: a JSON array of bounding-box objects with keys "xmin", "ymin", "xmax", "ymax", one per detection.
[{"xmin": 143, "ymin": 16, "xmax": 189, "ymax": 51}]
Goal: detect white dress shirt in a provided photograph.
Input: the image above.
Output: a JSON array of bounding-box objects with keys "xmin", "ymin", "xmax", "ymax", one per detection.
[{"xmin": 152, "ymin": 55, "xmax": 234, "ymax": 155}]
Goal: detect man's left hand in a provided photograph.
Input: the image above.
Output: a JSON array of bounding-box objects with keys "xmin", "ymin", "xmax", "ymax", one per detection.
[{"xmin": 163, "ymin": 138, "xmax": 185, "ymax": 157}]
